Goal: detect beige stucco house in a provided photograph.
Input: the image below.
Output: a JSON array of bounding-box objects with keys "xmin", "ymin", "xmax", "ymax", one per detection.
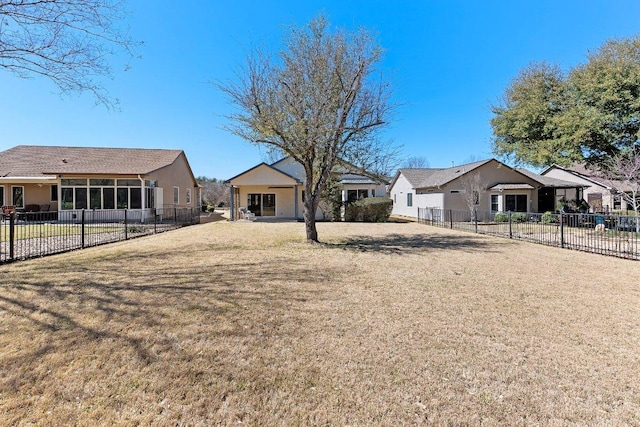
[
  {"xmin": 540, "ymin": 164, "xmax": 636, "ymax": 213},
  {"xmin": 0, "ymin": 145, "xmax": 200, "ymax": 221},
  {"xmin": 389, "ymin": 158, "xmax": 584, "ymax": 219},
  {"xmin": 226, "ymin": 156, "xmax": 388, "ymax": 220}
]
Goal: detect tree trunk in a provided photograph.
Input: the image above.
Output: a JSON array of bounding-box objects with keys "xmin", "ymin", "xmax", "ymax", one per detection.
[{"xmin": 303, "ymin": 191, "xmax": 320, "ymax": 243}]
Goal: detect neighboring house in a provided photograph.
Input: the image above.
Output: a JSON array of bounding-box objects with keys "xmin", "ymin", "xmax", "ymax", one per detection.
[
  {"xmin": 226, "ymin": 156, "xmax": 388, "ymax": 220},
  {"xmin": 0, "ymin": 145, "xmax": 200, "ymax": 221},
  {"xmin": 540, "ymin": 164, "xmax": 636, "ymax": 213},
  {"xmin": 389, "ymin": 158, "xmax": 584, "ymax": 219}
]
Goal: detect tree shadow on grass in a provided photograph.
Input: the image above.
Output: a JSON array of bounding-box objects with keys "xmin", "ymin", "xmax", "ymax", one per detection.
[{"xmin": 331, "ymin": 233, "xmax": 510, "ymax": 255}]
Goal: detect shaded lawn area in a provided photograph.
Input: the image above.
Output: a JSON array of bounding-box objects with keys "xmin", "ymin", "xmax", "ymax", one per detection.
[{"xmin": 0, "ymin": 221, "xmax": 639, "ymax": 425}]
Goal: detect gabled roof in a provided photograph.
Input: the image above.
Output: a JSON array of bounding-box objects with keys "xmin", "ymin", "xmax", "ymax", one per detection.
[
  {"xmin": 390, "ymin": 159, "xmax": 493, "ymax": 189},
  {"xmin": 269, "ymin": 156, "xmax": 390, "ymax": 185},
  {"xmin": 515, "ymin": 168, "xmax": 587, "ymax": 188},
  {"xmin": 225, "ymin": 162, "xmax": 302, "ymax": 185},
  {"xmin": 541, "ymin": 164, "xmax": 634, "ymax": 192},
  {"xmin": 0, "ymin": 145, "xmax": 187, "ymax": 177},
  {"xmin": 391, "ymin": 158, "xmax": 587, "ymax": 191}
]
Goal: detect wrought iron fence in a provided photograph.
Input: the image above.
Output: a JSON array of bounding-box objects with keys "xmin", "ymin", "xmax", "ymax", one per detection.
[
  {"xmin": 417, "ymin": 207, "xmax": 640, "ymax": 260},
  {"xmin": 0, "ymin": 207, "xmax": 200, "ymax": 264}
]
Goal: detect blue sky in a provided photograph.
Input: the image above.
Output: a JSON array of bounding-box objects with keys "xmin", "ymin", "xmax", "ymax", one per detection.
[{"xmin": 2, "ymin": 1, "xmax": 640, "ymax": 178}]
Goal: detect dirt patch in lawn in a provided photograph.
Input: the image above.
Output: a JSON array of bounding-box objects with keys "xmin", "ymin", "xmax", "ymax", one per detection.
[{"xmin": 1, "ymin": 221, "xmax": 639, "ymax": 425}]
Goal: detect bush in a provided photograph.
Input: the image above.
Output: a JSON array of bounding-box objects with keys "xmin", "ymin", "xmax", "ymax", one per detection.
[
  {"xmin": 494, "ymin": 211, "xmax": 527, "ymax": 223},
  {"xmin": 206, "ymin": 205, "xmax": 216, "ymax": 212},
  {"xmin": 512, "ymin": 212, "xmax": 527, "ymax": 223},
  {"xmin": 344, "ymin": 197, "xmax": 392, "ymax": 222},
  {"xmin": 494, "ymin": 212, "xmax": 509, "ymax": 223},
  {"xmin": 541, "ymin": 211, "xmax": 558, "ymax": 224}
]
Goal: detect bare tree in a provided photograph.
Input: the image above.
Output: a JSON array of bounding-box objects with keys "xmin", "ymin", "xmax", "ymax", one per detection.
[
  {"xmin": 0, "ymin": 0, "xmax": 140, "ymax": 108},
  {"xmin": 402, "ymin": 156, "xmax": 429, "ymax": 168},
  {"xmin": 219, "ymin": 15, "xmax": 397, "ymax": 243},
  {"xmin": 197, "ymin": 177, "xmax": 230, "ymax": 208},
  {"xmin": 459, "ymin": 172, "xmax": 487, "ymax": 221},
  {"xmin": 599, "ymin": 149, "xmax": 640, "ymax": 232}
]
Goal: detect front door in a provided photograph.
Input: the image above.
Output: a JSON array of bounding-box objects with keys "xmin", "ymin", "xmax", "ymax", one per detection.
[{"xmin": 538, "ymin": 187, "xmax": 555, "ymax": 213}]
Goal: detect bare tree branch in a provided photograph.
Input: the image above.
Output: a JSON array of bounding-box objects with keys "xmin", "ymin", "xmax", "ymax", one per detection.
[{"xmin": 0, "ymin": 0, "xmax": 141, "ymax": 109}]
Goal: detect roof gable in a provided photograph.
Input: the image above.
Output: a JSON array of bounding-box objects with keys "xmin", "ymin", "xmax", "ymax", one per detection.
[{"xmin": 226, "ymin": 163, "xmax": 301, "ymax": 186}]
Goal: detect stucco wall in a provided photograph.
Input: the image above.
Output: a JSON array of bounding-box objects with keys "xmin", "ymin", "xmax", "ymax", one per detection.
[{"xmin": 149, "ymin": 153, "xmax": 198, "ymax": 208}]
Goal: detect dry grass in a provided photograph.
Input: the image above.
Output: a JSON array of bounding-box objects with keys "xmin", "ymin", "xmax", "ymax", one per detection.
[{"xmin": 1, "ymin": 221, "xmax": 639, "ymax": 426}]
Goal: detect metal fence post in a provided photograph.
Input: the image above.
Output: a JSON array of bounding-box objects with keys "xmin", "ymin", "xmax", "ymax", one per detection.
[
  {"xmin": 449, "ymin": 209, "xmax": 453, "ymax": 229},
  {"xmin": 9, "ymin": 212, "xmax": 15, "ymax": 261},
  {"xmin": 124, "ymin": 209, "xmax": 128, "ymax": 240},
  {"xmin": 81, "ymin": 209, "xmax": 86, "ymax": 249},
  {"xmin": 560, "ymin": 213, "xmax": 565, "ymax": 248},
  {"xmin": 508, "ymin": 211, "xmax": 513, "ymax": 239},
  {"xmin": 154, "ymin": 208, "xmax": 157, "ymax": 234}
]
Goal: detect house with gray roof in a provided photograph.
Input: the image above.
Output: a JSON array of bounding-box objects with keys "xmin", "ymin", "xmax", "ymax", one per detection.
[
  {"xmin": 540, "ymin": 164, "xmax": 636, "ymax": 213},
  {"xmin": 226, "ymin": 156, "xmax": 388, "ymax": 220},
  {"xmin": 389, "ymin": 158, "xmax": 584, "ymax": 219},
  {"xmin": 0, "ymin": 145, "xmax": 200, "ymax": 221}
]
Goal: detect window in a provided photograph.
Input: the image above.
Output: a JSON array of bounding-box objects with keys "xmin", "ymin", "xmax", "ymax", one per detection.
[
  {"xmin": 0, "ymin": 186, "xmax": 4, "ymax": 206},
  {"xmin": 130, "ymin": 188, "xmax": 142, "ymax": 209},
  {"xmin": 393, "ymin": 194, "xmax": 396, "ymax": 204},
  {"xmin": 347, "ymin": 189, "xmax": 369, "ymax": 203},
  {"xmin": 50, "ymin": 184, "xmax": 58, "ymax": 202},
  {"xmin": 186, "ymin": 188, "xmax": 191, "ymax": 204},
  {"xmin": 173, "ymin": 187, "xmax": 179, "ymax": 204},
  {"xmin": 505, "ymin": 194, "xmax": 527, "ymax": 212},
  {"xmin": 248, "ymin": 193, "xmax": 276, "ymax": 216},
  {"xmin": 12, "ymin": 186, "xmax": 24, "ymax": 208},
  {"xmin": 407, "ymin": 193, "xmax": 413, "ymax": 207},
  {"xmin": 117, "ymin": 188, "xmax": 129, "ymax": 209},
  {"xmin": 61, "ymin": 188, "xmax": 74, "ymax": 210},
  {"xmin": 75, "ymin": 188, "xmax": 87, "ymax": 210},
  {"xmin": 491, "ymin": 194, "xmax": 499, "ymax": 212},
  {"xmin": 90, "ymin": 188, "xmax": 102, "ymax": 209}
]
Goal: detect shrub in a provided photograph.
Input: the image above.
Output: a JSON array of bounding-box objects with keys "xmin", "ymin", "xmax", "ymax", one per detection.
[
  {"xmin": 344, "ymin": 197, "xmax": 392, "ymax": 222},
  {"xmin": 512, "ymin": 212, "xmax": 527, "ymax": 223},
  {"xmin": 494, "ymin": 212, "xmax": 509, "ymax": 223},
  {"xmin": 541, "ymin": 211, "xmax": 558, "ymax": 224},
  {"xmin": 206, "ymin": 205, "xmax": 216, "ymax": 212}
]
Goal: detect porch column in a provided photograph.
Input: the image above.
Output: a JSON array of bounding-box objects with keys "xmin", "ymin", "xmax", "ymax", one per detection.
[
  {"xmin": 294, "ymin": 185, "xmax": 299, "ymax": 220},
  {"xmin": 229, "ymin": 186, "xmax": 235, "ymax": 221}
]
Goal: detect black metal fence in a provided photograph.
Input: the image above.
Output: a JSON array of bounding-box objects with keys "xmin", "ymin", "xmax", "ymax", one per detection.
[
  {"xmin": 417, "ymin": 207, "xmax": 640, "ymax": 260},
  {"xmin": 0, "ymin": 207, "xmax": 200, "ymax": 264}
]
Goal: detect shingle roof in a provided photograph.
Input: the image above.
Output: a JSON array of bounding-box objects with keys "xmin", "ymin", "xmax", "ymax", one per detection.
[
  {"xmin": 0, "ymin": 145, "xmax": 185, "ymax": 177},
  {"xmin": 542, "ymin": 164, "xmax": 635, "ymax": 192},
  {"xmin": 515, "ymin": 168, "xmax": 587, "ymax": 188},
  {"xmin": 396, "ymin": 159, "xmax": 493, "ymax": 188}
]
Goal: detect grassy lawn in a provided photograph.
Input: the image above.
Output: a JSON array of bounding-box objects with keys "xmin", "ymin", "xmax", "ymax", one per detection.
[
  {"xmin": 1, "ymin": 221, "xmax": 639, "ymax": 425},
  {"xmin": 0, "ymin": 223, "xmax": 124, "ymax": 242}
]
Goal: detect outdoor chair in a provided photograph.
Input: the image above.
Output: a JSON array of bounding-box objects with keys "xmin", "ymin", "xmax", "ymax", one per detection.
[{"xmin": 1, "ymin": 205, "xmax": 16, "ymax": 221}]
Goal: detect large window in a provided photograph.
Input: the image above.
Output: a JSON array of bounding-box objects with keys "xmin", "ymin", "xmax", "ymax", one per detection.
[
  {"xmin": 347, "ymin": 189, "xmax": 369, "ymax": 203},
  {"xmin": 60, "ymin": 177, "xmax": 147, "ymax": 210},
  {"xmin": 173, "ymin": 187, "xmax": 179, "ymax": 204},
  {"xmin": 407, "ymin": 193, "xmax": 413, "ymax": 207},
  {"xmin": 505, "ymin": 194, "xmax": 527, "ymax": 212},
  {"xmin": 0, "ymin": 186, "xmax": 4, "ymax": 206},
  {"xmin": 248, "ymin": 193, "xmax": 276, "ymax": 216},
  {"xmin": 12, "ymin": 186, "xmax": 24, "ymax": 208}
]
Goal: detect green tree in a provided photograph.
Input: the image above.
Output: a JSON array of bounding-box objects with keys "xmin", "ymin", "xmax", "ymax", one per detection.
[
  {"xmin": 0, "ymin": 0, "xmax": 140, "ymax": 108},
  {"xmin": 219, "ymin": 14, "xmax": 397, "ymax": 243},
  {"xmin": 491, "ymin": 36, "xmax": 640, "ymax": 168}
]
